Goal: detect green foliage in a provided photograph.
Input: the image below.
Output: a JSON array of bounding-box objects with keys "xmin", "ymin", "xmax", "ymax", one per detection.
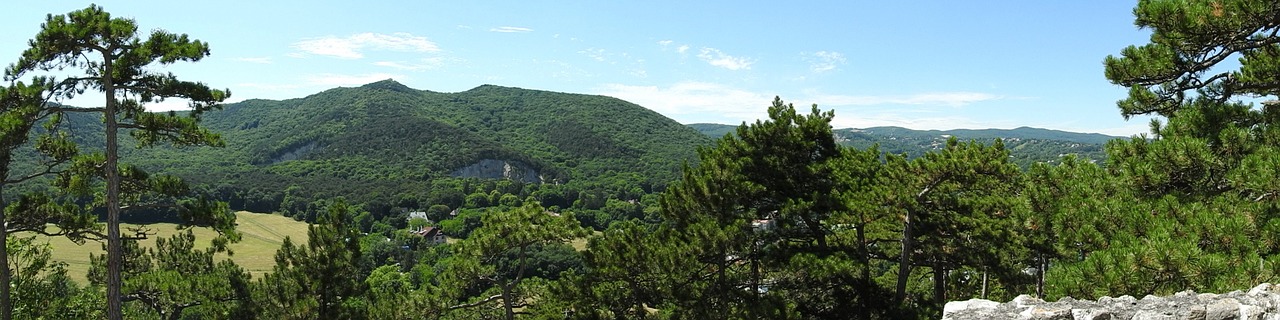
[
  {"xmin": 5, "ymin": 5, "xmax": 235, "ymax": 319},
  {"xmin": 254, "ymin": 200, "xmax": 366, "ymax": 319},
  {"xmin": 437, "ymin": 202, "xmax": 588, "ymax": 319},
  {"xmin": 887, "ymin": 137, "xmax": 1023, "ymax": 315},
  {"xmin": 572, "ymin": 98, "xmax": 912, "ymax": 318},
  {"xmin": 5, "ymin": 236, "xmax": 98, "ymax": 319},
  {"xmin": 77, "ymin": 81, "xmax": 711, "ymax": 218},
  {"xmin": 1038, "ymin": 0, "xmax": 1280, "ymax": 301},
  {"xmin": 84, "ymin": 230, "xmax": 254, "ymax": 319},
  {"xmin": 691, "ymin": 123, "xmax": 1115, "ymax": 168},
  {"xmin": 14, "ymin": 3, "xmax": 1280, "ymax": 319}
]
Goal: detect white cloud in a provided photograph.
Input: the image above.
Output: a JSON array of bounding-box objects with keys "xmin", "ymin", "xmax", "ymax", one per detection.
[
  {"xmin": 657, "ymin": 41, "xmax": 690, "ymax": 55},
  {"xmin": 594, "ymin": 81, "xmax": 1142, "ymax": 136},
  {"xmin": 143, "ymin": 99, "xmax": 195, "ymax": 112},
  {"xmin": 305, "ymin": 73, "xmax": 406, "ymax": 86},
  {"xmin": 827, "ymin": 112, "xmax": 1009, "ymax": 131},
  {"xmin": 809, "ymin": 92, "xmax": 1003, "ymax": 107},
  {"xmin": 595, "ymin": 81, "xmax": 774, "ymax": 123},
  {"xmin": 595, "ymin": 81, "xmax": 1012, "ymax": 128},
  {"xmin": 580, "ymin": 48, "xmax": 607, "ymax": 62},
  {"xmin": 292, "ymin": 33, "xmax": 440, "ymax": 59},
  {"xmin": 1093, "ymin": 123, "xmax": 1151, "ymax": 137},
  {"xmin": 805, "ymin": 51, "xmax": 846, "ymax": 73},
  {"xmin": 490, "ymin": 26, "xmax": 532, "ymax": 33},
  {"xmin": 235, "ymin": 82, "xmax": 304, "ymax": 91},
  {"xmin": 697, "ymin": 48, "xmax": 755, "ymax": 70},
  {"xmin": 373, "ymin": 57, "xmax": 445, "ymax": 71},
  {"xmin": 233, "ymin": 57, "xmax": 272, "ymax": 64}
]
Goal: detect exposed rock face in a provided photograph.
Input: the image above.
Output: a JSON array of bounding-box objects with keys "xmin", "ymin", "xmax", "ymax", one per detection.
[
  {"xmin": 270, "ymin": 141, "xmax": 321, "ymax": 164},
  {"xmin": 943, "ymin": 284, "xmax": 1280, "ymax": 320},
  {"xmin": 451, "ymin": 159, "xmax": 541, "ymax": 183}
]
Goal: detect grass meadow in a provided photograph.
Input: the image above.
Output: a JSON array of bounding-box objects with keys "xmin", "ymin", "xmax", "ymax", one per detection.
[{"xmin": 31, "ymin": 211, "xmax": 310, "ymax": 284}]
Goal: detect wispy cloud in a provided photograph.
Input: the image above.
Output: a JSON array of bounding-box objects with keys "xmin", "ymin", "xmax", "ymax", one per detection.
[
  {"xmin": 235, "ymin": 82, "xmax": 304, "ymax": 91},
  {"xmin": 657, "ymin": 40, "xmax": 691, "ymax": 55},
  {"xmin": 143, "ymin": 99, "xmax": 196, "ymax": 112},
  {"xmin": 595, "ymin": 81, "xmax": 774, "ymax": 122},
  {"xmin": 233, "ymin": 57, "xmax": 273, "ymax": 64},
  {"xmin": 596, "ymin": 81, "xmax": 1012, "ymax": 130},
  {"xmin": 292, "ymin": 33, "xmax": 440, "ymax": 59},
  {"xmin": 305, "ymin": 73, "xmax": 406, "ymax": 86},
  {"xmin": 809, "ymin": 92, "xmax": 1003, "ymax": 107},
  {"xmin": 373, "ymin": 57, "xmax": 445, "ymax": 71},
  {"xmin": 490, "ymin": 26, "xmax": 532, "ymax": 33},
  {"xmin": 826, "ymin": 112, "xmax": 1016, "ymax": 131},
  {"xmin": 1094, "ymin": 122, "xmax": 1152, "ymax": 137},
  {"xmin": 697, "ymin": 48, "xmax": 755, "ymax": 70},
  {"xmin": 579, "ymin": 48, "xmax": 607, "ymax": 62},
  {"xmin": 804, "ymin": 51, "xmax": 846, "ymax": 73}
]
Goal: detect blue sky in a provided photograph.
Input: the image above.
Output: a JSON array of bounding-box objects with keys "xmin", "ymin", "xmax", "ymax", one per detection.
[{"xmin": 2, "ymin": 1, "xmax": 1156, "ymax": 136}]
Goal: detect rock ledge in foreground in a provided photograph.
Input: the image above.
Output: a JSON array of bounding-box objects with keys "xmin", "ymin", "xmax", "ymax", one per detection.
[{"xmin": 943, "ymin": 283, "xmax": 1280, "ymax": 320}]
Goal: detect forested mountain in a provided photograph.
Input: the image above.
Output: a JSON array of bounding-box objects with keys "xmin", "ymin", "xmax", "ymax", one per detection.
[
  {"xmin": 46, "ymin": 80, "xmax": 710, "ymax": 214},
  {"xmin": 10, "ymin": 2, "xmax": 1280, "ymax": 319},
  {"xmin": 690, "ymin": 123, "xmax": 1121, "ymax": 167}
]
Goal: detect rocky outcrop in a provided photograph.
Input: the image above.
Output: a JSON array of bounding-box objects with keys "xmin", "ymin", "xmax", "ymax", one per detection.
[
  {"xmin": 450, "ymin": 159, "xmax": 541, "ymax": 183},
  {"xmin": 269, "ymin": 141, "xmax": 321, "ymax": 164},
  {"xmin": 943, "ymin": 284, "xmax": 1280, "ymax": 320}
]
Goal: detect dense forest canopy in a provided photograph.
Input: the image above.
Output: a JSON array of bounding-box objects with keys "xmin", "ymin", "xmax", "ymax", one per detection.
[{"xmin": 2, "ymin": 1, "xmax": 1280, "ymax": 319}]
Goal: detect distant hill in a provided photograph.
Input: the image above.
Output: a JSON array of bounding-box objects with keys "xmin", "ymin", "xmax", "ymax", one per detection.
[
  {"xmin": 688, "ymin": 123, "xmax": 1121, "ymax": 167},
  {"xmin": 687, "ymin": 123, "xmax": 740, "ymax": 138},
  {"xmin": 852, "ymin": 126, "xmax": 1118, "ymax": 145},
  {"xmin": 42, "ymin": 80, "xmax": 710, "ymax": 212}
]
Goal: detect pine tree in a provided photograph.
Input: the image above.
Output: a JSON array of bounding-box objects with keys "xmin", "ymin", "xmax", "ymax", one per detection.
[
  {"xmin": 5, "ymin": 5, "xmax": 232, "ymax": 319},
  {"xmin": 577, "ymin": 97, "xmax": 902, "ymax": 318},
  {"xmin": 257, "ymin": 200, "xmax": 366, "ymax": 319},
  {"xmin": 440, "ymin": 202, "xmax": 587, "ymax": 319},
  {"xmin": 0, "ymin": 65, "xmax": 95, "ymax": 320},
  {"xmin": 1093, "ymin": 0, "xmax": 1280, "ymax": 295},
  {"xmin": 890, "ymin": 138, "xmax": 1021, "ymax": 310}
]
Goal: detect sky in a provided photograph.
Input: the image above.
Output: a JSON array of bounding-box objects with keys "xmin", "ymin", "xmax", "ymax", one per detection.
[{"xmin": 1, "ymin": 1, "xmax": 1158, "ymax": 136}]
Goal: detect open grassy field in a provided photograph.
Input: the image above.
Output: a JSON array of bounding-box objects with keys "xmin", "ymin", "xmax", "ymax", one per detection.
[{"xmin": 32, "ymin": 211, "xmax": 310, "ymax": 284}]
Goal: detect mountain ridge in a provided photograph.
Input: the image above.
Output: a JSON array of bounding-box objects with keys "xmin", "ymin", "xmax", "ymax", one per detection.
[{"xmin": 32, "ymin": 80, "xmax": 711, "ymax": 215}]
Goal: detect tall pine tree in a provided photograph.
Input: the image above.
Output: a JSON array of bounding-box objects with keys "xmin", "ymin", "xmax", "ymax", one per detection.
[{"xmin": 5, "ymin": 5, "xmax": 234, "ymax": 319}]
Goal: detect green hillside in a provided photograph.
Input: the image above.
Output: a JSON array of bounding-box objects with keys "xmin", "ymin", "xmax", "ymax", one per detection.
[
  {"xmin": 687, "ymin": 122, "xmax": 741, "ymax": 138},
  {"xmin": 38, "ymin": 81, "xmax": 710, "ymax": 216}
]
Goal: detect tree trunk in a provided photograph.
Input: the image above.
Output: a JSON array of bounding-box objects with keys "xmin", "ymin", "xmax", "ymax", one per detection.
[
  {"xmin": 104, "ymin": 60, "xmax": 124, "ymax": 320},
  {"xmin": 933, "ymin": 260, "xmax": 946, "ymax": 306},
  {"xmin": 895, "ymin": 209, "xmax": 914, "ymax": 303},
  {"xmin": 1036, "ymin": 253, "xmax": 1046, "ymax": 298},
  {"xmin": 981, "ymin": 268, "xmax": 988, "ymax": 299},
  {"xmin": 500, "ymin": 282, "xmax": 515, "ymax": 320},
  {"xmin": 751, "ymin": 239, "xmax": 760, "ymax": 299},
  {"xmin": 0, "ymin": 183, "xmax": 10, "ymax": 320},
  {"xmin": 857, "ymin": 222, "xmax": 872, "ymax": 320}
]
